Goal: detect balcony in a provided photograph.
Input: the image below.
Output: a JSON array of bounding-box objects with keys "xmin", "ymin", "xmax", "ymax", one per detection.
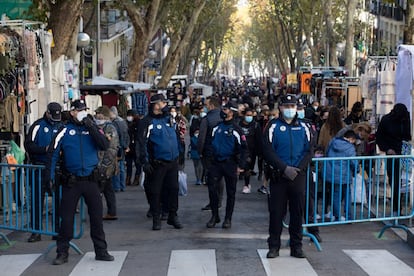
[
  {"xmin": 369, "ymin": 1, "xmax": 405, "ymax": 22},
  {"xmin": 100, "ymin": 9, "xmax": 130, "ymax": 40}
]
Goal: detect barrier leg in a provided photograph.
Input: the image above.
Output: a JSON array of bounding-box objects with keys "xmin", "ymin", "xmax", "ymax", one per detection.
[
  {"xmin": 0, "ymin": 231, "xmax": 12, "ymax": 245},
  {"xmin": 303, "ymin": 229, "xmax": 323, "ymax": 252},
  {"xmin": 378, "ymin": 221, "xmax": 410, "ymax": 239}
]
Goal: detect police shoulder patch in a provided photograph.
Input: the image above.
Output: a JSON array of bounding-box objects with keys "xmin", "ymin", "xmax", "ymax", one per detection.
[{"xmin": 69, "ymin": 129, "xmax": 76, "ymax": 136}]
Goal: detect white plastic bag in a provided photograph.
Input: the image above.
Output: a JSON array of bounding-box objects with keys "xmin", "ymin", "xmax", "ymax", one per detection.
[
  {"xmin": 140, "ymin": 171, "xmax": 145, "ymax": 189},
  {"xmin": 178, "ymin": 170, "xmax": 187, "ymax": 196},
  {"xmin": 351, "ymin": 174, "xmax": 366, "ymax": 204}
]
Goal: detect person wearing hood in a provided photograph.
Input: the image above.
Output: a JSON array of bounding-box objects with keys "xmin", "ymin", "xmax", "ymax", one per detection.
[
  {"xmin": 376, "ymin": 103, "xmax": 411, "ymax": 214},
  {"xmin": 262, "ymin": 94, "xmax": 311, "ymax": 259},
  {"xmin": 109, "ymin": 106, "xmax": 129, "ymax": 192},
  {"xmin": 325, "ymin": 130, "xmax": 358, "ymax": 222},
  {"xmin": 95, "ymin": 106, "xmax": 119, "ymax": 220},
  {"xmin": 137, "ymin": 94, "xmax": 182, "ymax": 231},
  {"xmin": 24, "ymin": 102, "xmax": 64, "ymax": 243}
]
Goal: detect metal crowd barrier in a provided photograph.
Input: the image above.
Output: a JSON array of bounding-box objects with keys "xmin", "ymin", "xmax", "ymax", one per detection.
[
  {"xmin": 0, "ymin": 163, "xmax": 85, "ymax": 254},
  {"xmin": 303, "ymin": 154, "xmax": 414, "ymax": 251}
]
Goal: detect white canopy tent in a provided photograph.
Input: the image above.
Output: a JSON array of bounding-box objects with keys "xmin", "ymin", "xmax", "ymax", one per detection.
[
  {"xmin": 92, "ymin": 76, "xmax": 151, "ymax": 91},
  {"xmin": 189, "ymin": 82, "xmax": 213, "ymax": 97}
]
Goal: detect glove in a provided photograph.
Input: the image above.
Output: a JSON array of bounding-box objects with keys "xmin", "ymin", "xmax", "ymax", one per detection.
[
  {"xmin": 143, "ymin": 163, "xmax": 154, "ymax": 174},
  {"xmin": 283, "ymin": 166, "xmax": 300, "ymax": 181},
  {"xmin": 82, "ymin": 114, "xmax": 95, "ymax": 128}
]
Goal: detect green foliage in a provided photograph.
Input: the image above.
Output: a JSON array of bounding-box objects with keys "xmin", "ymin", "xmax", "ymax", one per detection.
[{"xmin": 23, "ymin": 0, "xmax": 49, "ymax": 22}]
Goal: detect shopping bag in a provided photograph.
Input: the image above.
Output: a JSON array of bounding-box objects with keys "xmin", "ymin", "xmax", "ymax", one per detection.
[
  {"xmin": 178, "ymin": 170, "xmax": 187, "ymax": 196},
  {"xmin": 351, "ymin": 174, "xmax": 366, "ymax": 204},
  {"xmin": 10, "ymin": 140, "xmax": 25, "ymax": 164}
]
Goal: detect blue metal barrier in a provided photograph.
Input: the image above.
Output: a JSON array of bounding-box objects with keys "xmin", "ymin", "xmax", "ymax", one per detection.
[
  {"xmin": 303, "ymin": 154, "xmax": 414, "ymax": 251},
  {"xmin": 0, "ymin": 163, "xmax": 85, "ymax": 254}
]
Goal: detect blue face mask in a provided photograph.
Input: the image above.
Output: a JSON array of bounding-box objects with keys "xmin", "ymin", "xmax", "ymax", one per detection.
[
  {"xmin": 297, "ymin": 110, "xmax": 305, "ymax": 119},
  {"xmin": 283, "ymin": 108, "xmax": 297, "ymax": 120},
  {"xmin": 245, "ymin": 116, "xmax": 253, "ymax": 123}
]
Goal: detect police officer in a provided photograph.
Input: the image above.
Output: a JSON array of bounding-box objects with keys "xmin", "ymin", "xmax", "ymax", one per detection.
[
  {"xmin": 24, "ymin": 102, "xmax": 63, "ymax": 242},
  {"xmin": 297, "ymin": 99, "xmax": 322, "ymax": 243},
  {"xmin": 47, "ymin": 99, "xmax": 114, "ymax": 265},
  {"xmin": 138, "ymin": 94, "xmax": 182, "ymax": 231},
  {"xmin": 263, "ymin": 94, "xmax": 312, "ymax": 258},
  {"xmin": 206, "ymin": 101, "xmax": 248, "ymax": 229}
]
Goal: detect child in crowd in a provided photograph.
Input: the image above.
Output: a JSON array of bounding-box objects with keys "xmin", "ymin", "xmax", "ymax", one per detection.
[
  {"xmin": 326, "ymin": 130, "xmax": 358, "ymax": 221},
  {"xmin": 190, "ymin": 129, "xmax": 203, "ymax": 185}
]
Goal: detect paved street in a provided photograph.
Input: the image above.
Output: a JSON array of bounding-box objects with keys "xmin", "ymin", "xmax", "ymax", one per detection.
[{"xmin": 0, "ymin": 157, "xmax": 414, "ymax": 276}]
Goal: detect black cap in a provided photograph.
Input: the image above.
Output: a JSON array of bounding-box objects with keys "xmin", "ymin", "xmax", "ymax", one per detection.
[
  {"xmin": 47, "ymin": 102, "xmax": 62, "ymax": 121},
  {"xmin": 223, "ymin": 101, "xmax": 238, "ymax": 112},
  {"xmin": 127, "ymin": 109, "xmax": 138, "ymax": 116},
  {"xmin": 297, "ymin": 98, "xmax": 305, "ymax": 108},
  {"xmin": 280, "ymin": 94, "xmax": 297, "ymax": 105},
  {"xmin": 150, "ymin": 94, "xmax": 167, "ymax": 104},
  {"xmin": 70, "ymin": 99, "xmax": 89, "ymax": 111}
]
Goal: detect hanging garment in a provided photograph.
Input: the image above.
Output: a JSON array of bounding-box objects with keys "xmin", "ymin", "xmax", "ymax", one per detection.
[
  {"xmin": 84, "ymin": 94, "xmax": 102, "ymax": 113},
  {"xmin": 0, "ymin": 95, "xmax": 19, "ymax": 132},
  {"xmin": 131, "ymin": 92, "xmax": 148, "ymax": 116},
  {"xmin": 395, "ymin": 46, "xmax": 414, "ymax": 116}
]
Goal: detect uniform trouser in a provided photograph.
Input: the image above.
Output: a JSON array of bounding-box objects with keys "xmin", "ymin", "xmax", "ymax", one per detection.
[
  {"xmin": 207, "ymin": 160, "xmax": 237, "ymax": 220},
  {"xmin": 102, "ymin": 179, "xmax": 117, "ymax": 216},
  {"xmin": 147, "ymin": 161, "xmax": 179, "ymax": 218},
  {"xmin": 30, "ymin": 168, "xmax": 61, "ymax": 232},
  {"xmin": 56, "ymin": 179, "xmax": 107, "ymax": 256},
  {"xmin": 268, "ymin": 173, "xmax": 305, "ymax": 250},
  {"xmin": 202, "ymin": 156, "xmax": 224, "ymax": 205}
]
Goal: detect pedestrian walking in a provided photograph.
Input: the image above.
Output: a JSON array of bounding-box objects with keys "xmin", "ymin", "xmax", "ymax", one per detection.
[{"xmin": 95, "ymin": 106, "xmax": 119, "ymax": 220}]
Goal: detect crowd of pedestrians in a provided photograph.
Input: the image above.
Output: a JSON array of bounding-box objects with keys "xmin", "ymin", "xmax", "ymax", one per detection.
[{"xmin": 24, "ymin": 76, "xmax": 411, "ymax": 263}]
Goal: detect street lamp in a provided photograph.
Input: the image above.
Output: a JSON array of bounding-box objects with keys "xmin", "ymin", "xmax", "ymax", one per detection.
[{"xmin": 77, "ymin": 32, "xmax": 91, "ymax": 85}]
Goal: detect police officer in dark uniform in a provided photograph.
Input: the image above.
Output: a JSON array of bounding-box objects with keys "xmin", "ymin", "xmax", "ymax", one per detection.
[
  {"xmin": 206, "ymin": 101, "xmax": 248, "ymax": 229},
  {"xmin": 47, "ymin": 99, "xmax": 114, "ymax": 265},
  {"xmin": 138, "ymin": 94, "xmax": 182, "ymax": 231},
  {"xmin": 297, "ymin": 99, "xmax": 322, "ymax": 243},
  {"xmin": 263, "ymin": 94, "xmax": 312, "ymax": 258},
  {"xmin": 24, "ymin": 102, "xmax": 63, "ymax": 242}
]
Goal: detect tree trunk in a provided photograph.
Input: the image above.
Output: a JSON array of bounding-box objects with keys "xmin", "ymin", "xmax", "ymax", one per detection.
[
  {"xmin": 345, "ymin": 0, "xmax": 358, "ymax": 73},
  {"xmin": 157, "ymin": 0, "xmax": 206, "ymax": 88},
  {"xmin": 121, "ymin": 0, "xmax": 162, "ymax": 82},
  {"xmin": 49, "ymin": 0, "xmax": 84, "ymax": 61},
  {"xmin": 325, "ymin": 0, "xmax": 338, "ymax": 66},
  {"xmin": 404, "ymin": 1, "xmax": 414, "ymax": 44}
]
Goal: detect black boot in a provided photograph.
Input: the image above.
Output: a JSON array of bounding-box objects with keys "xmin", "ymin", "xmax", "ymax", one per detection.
[
  {"xmin": 53, "ymin": 253, "xmax": 68, "ymax": 265},
  {"xmin": 28, "ymin": 233, "xmax": 41, "ymax": 243},
  {"xmin": 266, "ymin": 248, "xmax": 279, "ymax": 258},
  {"xmin": 152, "ymin": 216, "xmax": 161, "ymax": 230},
  {"xmin": 167, "ymin": 215, "xmax": 183, "ymax": 229},
  {"xmin": 206, "ymin": 215, "xmax": 221, "ymax": 228},
  {"xmin": 290, "ymin": 248, "xmax": 306, "ymax": 258},
  {"xmin": 222, "ymin": 218, "xmax": 231, "ymax": 229}
]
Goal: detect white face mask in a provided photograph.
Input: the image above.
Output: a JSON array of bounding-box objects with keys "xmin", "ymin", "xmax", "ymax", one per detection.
[
  {"xmin": 76, "ymin": 110, "xmax": 88, "ymax": 122},
  {"xmin": 95, "ymin": 119, "xmax": 106, "ymax": 126},
  {"xmin": 127, "ymin": 116, "xmax": 133, "ymax": 122},
  {"xmin": 200, "ymin": 112, "xmax": 207, "ymax": 118},
  {"xmin": 171, "ymin": 112, "xmax": 177, "ymax": 118}
]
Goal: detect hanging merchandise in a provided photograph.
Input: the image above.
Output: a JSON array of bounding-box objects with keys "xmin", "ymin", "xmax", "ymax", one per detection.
[
  {"xmin": 300, "ymin": 73, "xmax": 312, "ymax": 94},
  {"xmin": 377, "ymin": 60, "xmax": 397, "ymax": 116},
  {"xmin": 395, "ymin": 45, "xmax": 414, "ymax": 117}
]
